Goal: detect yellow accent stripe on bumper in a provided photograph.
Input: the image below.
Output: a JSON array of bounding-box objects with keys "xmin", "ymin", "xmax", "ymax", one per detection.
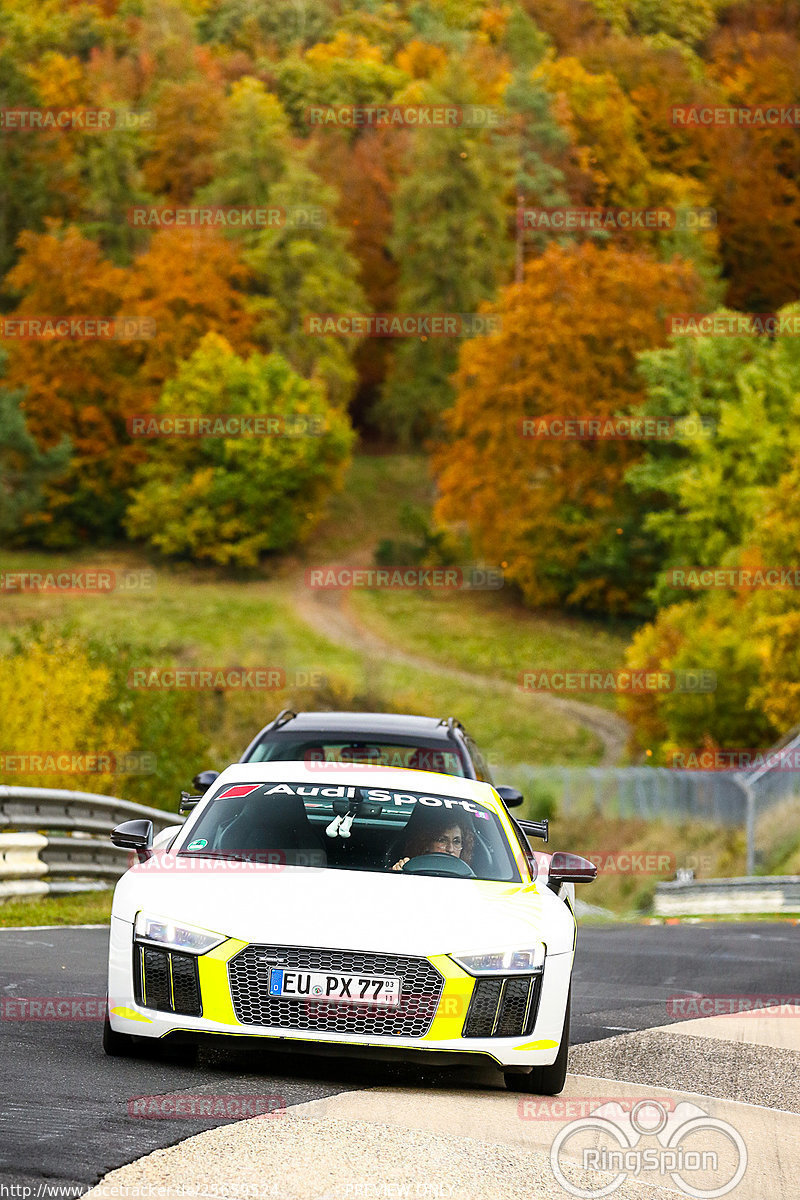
[
  {"xmin": 196, "ymin": 938, "xmax": 248, "ymax": 1024},
  {"xmin": 110, "ymin": 1006, "xmax": 152, "ymax": 1024},
  {"xmin": 422, "ymin": 955, "xmax": 474, "ymax": 1040}
]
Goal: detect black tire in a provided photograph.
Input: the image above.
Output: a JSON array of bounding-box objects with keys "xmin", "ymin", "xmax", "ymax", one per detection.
[
  {"xmin": 103, "ymin": 1011, "xmax": 138, "ymax": 1057},
  {"xmin": 158, "ymin": 1038, "xmax": 199, "ymax": 1066},
  {"xmin": 504, "ymin": 985, "xmax": 571, "ymax": 1095},
  {"xmin": 503, "ymin": 1068, "xmax": 534, "ymax": 1092}
]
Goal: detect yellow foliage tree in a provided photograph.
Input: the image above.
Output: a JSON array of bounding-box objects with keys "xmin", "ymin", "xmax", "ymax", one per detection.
[{"xmin": 0, "ymin": 639, "xmax": 136, "ymax": 792}]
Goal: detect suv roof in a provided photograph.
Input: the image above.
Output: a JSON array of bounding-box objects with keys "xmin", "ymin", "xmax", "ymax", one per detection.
[
  {"xmin": 263, "ymin": 711, "xmax": 459, "ymax": 735},
  {"xmin": 240, "ymin": 711, "xmax": 472, "ymax": 766}
]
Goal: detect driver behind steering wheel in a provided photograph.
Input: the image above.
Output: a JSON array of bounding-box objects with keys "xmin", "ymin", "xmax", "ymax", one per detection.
[{"xmin": 391, "ymin": 813, "xmax": 475, "ymax": 872}]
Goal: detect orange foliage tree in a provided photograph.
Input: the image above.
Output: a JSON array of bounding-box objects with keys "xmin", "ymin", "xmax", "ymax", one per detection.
[
  {"xmin": 3, "ymin": 224, "xmax": 254, "ymax": 544},
  {"xmin": 433, "ymin": 242, "xmax": 702, "ymax": 615}
]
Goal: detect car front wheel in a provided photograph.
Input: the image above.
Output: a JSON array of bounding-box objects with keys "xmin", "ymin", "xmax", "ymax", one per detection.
[
  {"xmin": 102, "ymin": 1008, "xmax": 138, "ymax": 1057},
  {"xmin": 504, "ymin": 985, "xmax": 571, "ymax": 1095}
]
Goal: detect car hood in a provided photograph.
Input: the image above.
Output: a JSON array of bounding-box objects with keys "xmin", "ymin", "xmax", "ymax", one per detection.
[{"xmin": 112, "ymin": 862, "xmax": 576, "ymax": 956}]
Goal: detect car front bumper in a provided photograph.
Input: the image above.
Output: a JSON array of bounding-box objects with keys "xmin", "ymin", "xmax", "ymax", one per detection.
[{"xmin": 107, "ymin": 917, "xmax": 573, "ymax": 1069}]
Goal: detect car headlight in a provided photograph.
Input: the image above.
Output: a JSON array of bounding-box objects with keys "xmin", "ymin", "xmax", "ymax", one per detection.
[
  {"xmin": 451, "ymin": 945, "xmax": 545, "ymax": 975},
  {"xmin": 134, "ymin": 911, "xmax": 226, "ymax": 955}
]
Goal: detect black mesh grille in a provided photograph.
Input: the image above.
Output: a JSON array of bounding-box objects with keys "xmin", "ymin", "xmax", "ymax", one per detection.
[
  {"xmin": 142, "ymin": 947, "xmax": 171, "ymax": 1010},
  {"xmin": 462, "ymin": 978, "xmax": 503, "ymax": 1037},
  {"xmin": 494, "ymin": 977, "xmax": 533, "ymax": 1037},
  {"xmin": 171, "ymin": 952, "xmax": 201, "ymax": 1016},
  {"xmin": 463, "ymin": 974, "xmax": 541, "ymax": 1038},
  {"xmin": 134, "ymin": 946, "xmax": 201, "ymax": 1016},
  {"xmin": 228, "ymin": 944, "xmax": 444, "ymax": 1037}
]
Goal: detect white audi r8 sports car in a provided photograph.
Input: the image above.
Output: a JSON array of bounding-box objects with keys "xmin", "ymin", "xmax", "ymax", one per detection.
[{"xmin": 104, "ymin": 763, "xmax": 596, "ymax": 1093}]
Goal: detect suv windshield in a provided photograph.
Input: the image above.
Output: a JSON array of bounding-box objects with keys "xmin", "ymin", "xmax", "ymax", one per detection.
[
  {"xmin": 179, "ymin": 781, "xmax": 520, "ymax": 883},
  {"xmin": 246, "ymin": 738, "xmax": 465, "ymax": 776}
]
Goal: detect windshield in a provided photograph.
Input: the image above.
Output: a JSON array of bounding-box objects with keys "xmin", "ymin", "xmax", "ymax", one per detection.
[
  {"xmin": 179, "ymin": 781, "xmax": 520, "ymax": 882},
  {"xmin": 246, "ymin": 738, "xmax": 466, "ymax": 776}
]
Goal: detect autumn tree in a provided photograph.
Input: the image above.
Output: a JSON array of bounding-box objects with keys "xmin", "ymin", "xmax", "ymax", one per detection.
[
  {"xmin": 125, "ymin": 332, "xmax": 354, "ymax": 566},
  {"xmin": 274, "ymin": 32, "xmax": 407, "ymax": 132},
  {"xmin": 375, "ymin": 66, "xmax": 512, "ymax": 443},
  {"xmin": 143, "ymin": 75, "xmax": 226, "ymax": 203},
  {"xmin": 198, "ymin": 0, "xmax": 335, "ymax": 55},
  {"xmin": 588, "ymin": 0, "xmax": 725, "ymax": 44},
  {"xmin": 433, "ymin": 242, "xmax": 703, "ymax": 615},
  {"xmin": 2, "ymin": 224, "xmax": 255, "ymax": 544},
  {"xmin": 701, "ymin": 29, "xmax": 800, "ymax": 310},
  {"xmin": 311, "ymin": 125, "xmax": 406, "ymax": 423},
  {"xmin": 621, "ymin": 305, "xmax": 800, "ymax": 755},
  {"xmin": 199, "ymin": 78, "xmax": 367, "ymax": 410},
  {"xmin": 625, "ymin": 319, "xmax": 799, "ymax": 605},
  {"xmin": 0, "ymin": 352, "xmax": 71, "ymax": 542}
]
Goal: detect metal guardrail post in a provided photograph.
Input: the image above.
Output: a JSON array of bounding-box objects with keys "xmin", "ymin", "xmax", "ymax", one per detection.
[
  {"xmin": 0, "ymin": 785, "xmax": 182, "ymax": 898},
  {"xmin": 742, "ymin": 776, "xmax": 756, "ymax": 876}
]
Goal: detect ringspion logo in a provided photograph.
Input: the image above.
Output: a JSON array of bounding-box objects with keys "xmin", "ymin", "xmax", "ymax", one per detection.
[{"xmin": 550, "ymin": 1100, "xmax": 747, "ymax": 1198}]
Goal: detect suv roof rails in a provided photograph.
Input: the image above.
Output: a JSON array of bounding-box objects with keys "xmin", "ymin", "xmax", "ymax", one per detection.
[
  {"xmin": 266, "ymin": 708, "xmax": 297, "ymax": 732},
  {"xmin": 438, "ymin": 716, "xmax": 465, "ymax": 738}
]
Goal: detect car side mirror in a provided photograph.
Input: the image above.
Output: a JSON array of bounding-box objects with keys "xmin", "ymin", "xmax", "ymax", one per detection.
[
  {"xmin": 192, "ymin": 769, "xmax": 220, "ymax": 793},
  {"xmin": 547, "ymin": 851, "xmax": 597, "ymax": 890},
  {"xmin": 111, "ymin": 819, "xmax": 153, "ymax": 863},
  {"xmin": 495, "ymin": 785, "xmax": 524, "ymax": 808}
]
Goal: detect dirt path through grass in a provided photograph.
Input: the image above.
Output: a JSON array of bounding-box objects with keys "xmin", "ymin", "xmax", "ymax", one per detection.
[{"xmin": 292, "ymin": 570, "xmax": 630, "ymax": 766}]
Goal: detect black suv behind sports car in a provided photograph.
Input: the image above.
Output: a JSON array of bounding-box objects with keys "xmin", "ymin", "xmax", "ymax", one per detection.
[{"xmin": 191, "ymin": 710, "xmax": 524, "ymax": 810}]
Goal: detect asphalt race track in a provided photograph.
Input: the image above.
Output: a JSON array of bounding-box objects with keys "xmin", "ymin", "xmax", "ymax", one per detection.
[{"xmin": 0, "ymin": 923, "xmax": 796, "ymax": 1193}]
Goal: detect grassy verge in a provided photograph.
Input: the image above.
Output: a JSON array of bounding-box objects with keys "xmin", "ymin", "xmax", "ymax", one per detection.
[
  {"xmin": 349, "ymin": 588, "xmax": 631, "ymax": 713},
  {"xmin": 0, "ymin": 890, "xmax": 112, "ymax": 927},
  {"xmin": 0, "ymin": 456, "xmax": 618, "ymax": 777},
  {"xmin": 544, "ymin": 812, "xmax": 746, "ymax": 915}
]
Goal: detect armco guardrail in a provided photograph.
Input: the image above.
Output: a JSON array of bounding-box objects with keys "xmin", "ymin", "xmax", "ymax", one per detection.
[
  {"xmin": 655, "ymin": 875, "xmax": 800, "ymax": 917},
  {"xmin": 0, "ymin": 785, "xmax": 182, "ymax": 900}
]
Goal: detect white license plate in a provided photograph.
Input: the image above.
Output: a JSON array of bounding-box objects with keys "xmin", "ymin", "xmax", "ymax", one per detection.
[{"xmin": 268, "ymin": 968, "xmax": 401, "ymax": 1007}]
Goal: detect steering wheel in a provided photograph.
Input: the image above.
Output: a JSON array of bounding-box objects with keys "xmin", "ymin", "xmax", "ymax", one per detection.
[{"xmin": 400, "ymin": 853, "xmax": 476, "ymax": 878}]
